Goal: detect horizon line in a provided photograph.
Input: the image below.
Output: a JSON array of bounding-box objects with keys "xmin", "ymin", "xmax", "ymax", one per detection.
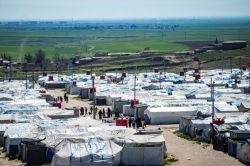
[{"xmin": 1, "ymin": 16, "xmax": 250, "ymax": 22}]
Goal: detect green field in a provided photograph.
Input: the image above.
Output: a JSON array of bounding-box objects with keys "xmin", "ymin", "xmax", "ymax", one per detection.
[{"xmin": 0, "ymin": 19, "xmax": 250, "ymax": 61}]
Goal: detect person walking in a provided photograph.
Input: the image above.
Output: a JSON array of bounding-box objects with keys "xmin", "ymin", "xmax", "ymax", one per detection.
[
  {"xmin": 60, "ymin": 96, "xmax": 63, "ymax": 103},
  {"xmin": 98, "ymin": 110, "xmax": 102, "ymax": 120},
  {"xmin": 102, "ymin": 108, "xmax": 105, "ymax": 118},
  {"xmin": 80, "ymin": 107, "xmax": 84, "ymax": 116},
  {"xmin": 90, "ymin": 107, "xmax": 93, "ymax": 115},
  {"xmin": 85, "ymin": 107, "xmax": 88, "ymax": 115},
  {"xmin": 107, "ymin": 108, "xmax": 111, "ymax": 118},
  {"xmin": 64, "ymin": 93, "xmax": 67, "ymax": 101},
  {"xmin": 128, "ymin": 116, "xmax": 132, "ymax": 128}
]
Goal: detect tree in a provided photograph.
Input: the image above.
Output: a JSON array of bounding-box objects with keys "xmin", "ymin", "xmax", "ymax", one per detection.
[
  {"xmin": 35, "ymin": 50, "xmax": 45, "ymax": 64},
  {"xmin": 53, "ymin": 53, "xmax": 61, "ymax": 70},
  {"xmin": 34, "ymin": 49, "xmax": 46, "ymax": 68},
  {"xmin": 24, "ymin": 54, "xmax": 33, "ymax": 63}
]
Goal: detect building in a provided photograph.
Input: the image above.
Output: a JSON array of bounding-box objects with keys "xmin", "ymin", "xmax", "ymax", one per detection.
[{"xmin": 222, "ymin": 41, "xmax": 247, "ymax": 50}]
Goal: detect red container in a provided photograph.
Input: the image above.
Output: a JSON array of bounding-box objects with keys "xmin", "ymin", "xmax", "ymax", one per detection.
[
  {"xmin": 180, "ymin": 71, "xmax": 185, "ymax": 76},
  {"xmin": 86, "ymin": 70, "xmax": 91, "ymax": 75},
  {"xmin": 195, "ymin": 73, "xmax": 200, "ymax": 80},
  {"xmin": 153, "ymin": 67, "xmax": 159, "ymax": 73},
  {"xmin": 43, "ymin": 72, "xmax": 47, "ymax": 76},
  {"xmin": 100, "ymin": 75, "xmax": 105, "ymax": 79},
  {"xmin": 183, "ymin": 68, "xmax": 188, "ymax": 72},
  {"xmin": 39, "ymin": 90, "xmax": 46, "ymax": 93},
  {"xmin": 116, "ymin": 117, "xmax": 128, "ymax": 127},
  {"xmin": 130, "ymin": 99, "xmax": 139, "ymax": 108},
  {"xmin": 194, "ymin": 68, "xmax": 199, "ymax": 73},
  {"xmin": 52, "ymin": 102, "xmax": 61, "ymax": 109},
  {"xmin": 213, "ymin": 118, "xmax": 225, "ymax": 125},
  {"xmin": 48, "ymin": 76, "xmax": 53, "ymax": 81},
  {"xmin": 122, "ymin": 72, "xmax": 127, "ymax": 77},
  {"xmin": 90, "ymin": 88, "xmax": 96, "ymax": 94},
  {"xmin": 242, "ymin": 65, "xmax": 247, "ymax": 71}
]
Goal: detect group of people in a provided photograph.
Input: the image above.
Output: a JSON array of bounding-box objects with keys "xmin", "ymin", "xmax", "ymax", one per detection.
[
  {"xmin": 53, "ymin": 96, "xmax": 63, "ymax": 103},
  {"xmin": 128, "ymin": 117, "xmax": 147, "ymax": 129},
  {"xmin": 79, "ymin": 107, "xmax": 112, "ymax": 119},
  {"xmin": 98, "ymin": 107, "xmax": 112, "ymax": 120}
]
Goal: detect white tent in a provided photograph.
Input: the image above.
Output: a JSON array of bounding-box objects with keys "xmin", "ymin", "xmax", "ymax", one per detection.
[
  {"xmin": 145, "ymin": 107, "xmax": 197, "ymax": 124},
  {"xmin": 51, "ymin": 137, "xmax": 122, "ymax": 166}
]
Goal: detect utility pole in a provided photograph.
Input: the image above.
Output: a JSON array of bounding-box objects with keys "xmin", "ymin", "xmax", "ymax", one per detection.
[
  {"xmin": 211, "ymin": 78, "xmax": 215, "ymax": 121},
  {"xmin": 134, "ymin": 66, "xmax": 137, "ymax": 100},
  {"xmin": 115, "ymin": 69, "xmax": 117, "ymax": 83},
  {"xmin": 164, "ymin": 61, "xmax": 166, "ymax": 77},
  {"xmin": 32, "ymin": 70, "xmax": 34, "ymax": 89},
  {"xmin": 221, "ymin": 56, "xmax": 224, "ymax": 72},
  {"xmin": 91, "ymin": 61, "xmax": 96, "ymax": 119},
  {"xmin": 249, "ymin": 68, "xmax": 250, "ymax": 88},
  {"xmin": 23, "ymin": 62, "xmax": 28, "ymax": 89},
  {"xmin": 25, "ymin": 70, "xmax": 28, "ymax": 89},
  {"xmin": 9, "ymin": 59, "xmax": 12, "ymax": 81},
  {"xmin": 240, "ymin": 57, "xmax": 242, "ymax": 80},
  {"xmin": 230, "ymin": 57, "xmax": 232, "ymax": 74}
]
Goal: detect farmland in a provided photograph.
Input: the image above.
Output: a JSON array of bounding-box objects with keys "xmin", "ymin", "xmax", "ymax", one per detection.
[{"xmin": 0, "ymin": 18, "xmax": 250, "ymax": 61}]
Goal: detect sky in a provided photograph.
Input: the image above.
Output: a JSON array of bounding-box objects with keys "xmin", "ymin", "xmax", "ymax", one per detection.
[{"xmin": 0, "ymin": 0, "xmax": 250, "ymax": 20}]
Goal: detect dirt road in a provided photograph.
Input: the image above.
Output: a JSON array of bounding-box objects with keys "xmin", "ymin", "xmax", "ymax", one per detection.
[
  {"xmin": 161, "ymin": 125, "xmax": 244, "ymax": 166},
  {"xmin": 48, "ymin": 89, "xmax": 111, "ymax": 116}
]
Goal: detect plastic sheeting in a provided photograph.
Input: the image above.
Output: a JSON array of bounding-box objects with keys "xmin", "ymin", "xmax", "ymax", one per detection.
[
  {"xmin": 4, "ymin": 123, "xmax": 45, "ymax": 155},
  {"xmin": 145, "ymin": 107, "xmax": 197, "ymax": 124},
  {"xmin": 52, "ymin": 137, "xmax": 122, "ymax": 166},
  {"xmin": 121, "ymin": 144, "xmax": 165, "ymax": 166},
  {"xmin": 237, "ymin": 140, "xmax": 250, "ymax": 164}
]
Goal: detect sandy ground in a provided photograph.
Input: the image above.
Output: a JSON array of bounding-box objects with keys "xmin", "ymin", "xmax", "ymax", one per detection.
[
  {"xmin": 48, "ymin": 89, "xmax": 112, "ymax": 116},
  {"xmin": 0, "ymin": 148, "xmax": 22, "ymax": 166},
  {"xmin": 0, "ymin": 89, "xmax": 246, "ymax": 166},
  {"xmin": 160, "ymin": 125, "xmax": 245, "ymax": 166}
]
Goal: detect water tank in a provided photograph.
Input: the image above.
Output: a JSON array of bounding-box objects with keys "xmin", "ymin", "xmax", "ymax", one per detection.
[{"xmin": 153, "ymin": 67, "xmax": 159, "ymax": 73}]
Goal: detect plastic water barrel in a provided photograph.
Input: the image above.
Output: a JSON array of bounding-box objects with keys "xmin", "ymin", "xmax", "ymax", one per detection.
[
  {"xmin": 212, "ymin": 118, "xmax": 225, "ymax": 125},
  {"xmin": 116, "ymin": 117, "xmax": 128, "ymax": 127},
  {"xmin": 86, "ymin": 70, "xmax": 91, "ymax": 75},
  {"xmin": 43, "ymin": 72, "xmax": 47, "ymax": 76},
  {"xmin": 122, "ymin": 72, "xmax": 127, "ymax": 77},
  {"xmin": 153, "ymin": 67, "xmax": 159, "ymax": 73},
  {"xmin": 90, "ymin": 88, "xmax": 96, "ymax": 93},
  {"xmin": 48, "ymin": 76, "xmax": 53, "ymax": 81},
  {"xmin": 195, "ymin": 74, "xmax": 200, "ymax": 80},
  {"xmin": 194, "ymin": 68, "xmax": 199, "ymax": 73},
  {"xmin": 242, "ymin": 65, "xmax": 247, "ymax": 71},
  {"xmin": 100, "ymin": 75, "xmax": 105, "ymax": 79},
  {"xmin": 130, "ymin": 99, "xmax": 139, "ymax": 107}
]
